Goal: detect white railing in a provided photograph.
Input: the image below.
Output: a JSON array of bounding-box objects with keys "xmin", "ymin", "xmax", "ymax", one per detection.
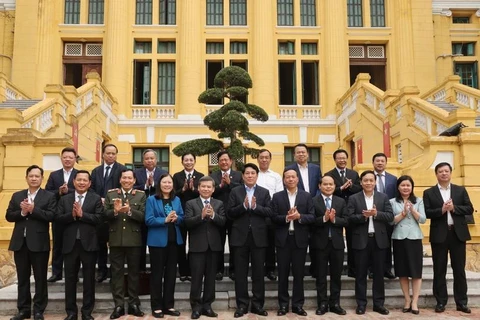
[
  {"xmin": 278, "ymin": 107, "xmax": 322, "ymax": 119},
  {"xmin": 432, "ymin": 89, "xmax": 446, "ymax": 101},
  {"xmin": 435, "ymin": 121, "xmax": 448, "ymax": 135},
  {"xmin": 414, "ymin": 110, "xmax": 429, "ymax": 133},
  {"xmin": 156, "ymin": 108, "xmax": 175, "ymax": 119},
  {"xmin": 132, "ymin": 108, "xmax": 151, "ymax": 119}
]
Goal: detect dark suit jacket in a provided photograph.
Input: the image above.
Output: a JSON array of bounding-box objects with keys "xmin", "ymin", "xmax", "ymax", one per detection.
[
  {"xmin": 184, "ymin": 197, "xmax": 226, "ymax": 252},
  {"xmin": 133, "ymin": 167, "xmax": 168, "ymax": 197},
  {"xmin": 325, "ymin": 168, "xmax": 362, "ymax": 203},
  {"xmin": 55, "ymin": 191, "xmax": 105, "ymax": 253},
  {"xmin": 285, "ymin": 163, "xmax": 321, "ymax": 197},
  {"xmin": 45, "ymin": 168, "xmax": 78, "ymax": 199},
  {"xmin": 90, "ymin": 162, "xmax": 127, "ymax": 198},
  {"xmin": 173, "ymin": 169, "xmax": 205, "ymax": 208},
  {"xmin": 271, "ymin": 189, "xmax": 315, "ymax": 248},
  {"xmin": 227, "ymin": 185, "xmax": 274, "ymax": 247},
  {"xmin": 375, "ymin": 171, "xmax": 397, "ymax": 199},
  {"xmin": 311, "ymin": 194, "xmax": 349, "ymax": 250},
  {"xmin": 211, "ymin": 170, "xmax": 243, "ymax": 207},
  {"xmin": 423, "ymin": 183, "xmax": 473, "ymax": 243},
  {"xmin": 6, "ymin": 189, "xmax": 56, "ymax": 252},
  {"xmin": 104, "ymin": 188, "xmax": 146, "ymax": 247},
  {"xmin": 347, "ymin": 191, "xmax": 394, "ymax": 250}
]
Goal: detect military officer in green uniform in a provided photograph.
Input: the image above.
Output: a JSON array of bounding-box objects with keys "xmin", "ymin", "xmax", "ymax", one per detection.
[{"xmin": 104, "ymin": 169, "xmax": 147, "ymax": 319}]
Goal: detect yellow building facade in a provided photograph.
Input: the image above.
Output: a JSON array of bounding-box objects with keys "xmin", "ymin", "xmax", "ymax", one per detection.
[{"xmin": 1, "ymin": 0, "xmax": 480, "ymax": 257}]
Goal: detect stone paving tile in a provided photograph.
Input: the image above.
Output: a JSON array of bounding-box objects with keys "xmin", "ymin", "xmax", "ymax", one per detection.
[{"xmin": 1, "ymin": 308, "xmax": 479, "ymax": 320}]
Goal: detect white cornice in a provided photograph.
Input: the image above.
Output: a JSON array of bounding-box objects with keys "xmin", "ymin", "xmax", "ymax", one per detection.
[
  {"xmin": 433, "ymin": 0, "xmax": 480, "ymax": 14},
  {"xmin": 0, "ymin": 0, "xmax": 15, "ymax": 11},
  {"xmin": 118, "ymin": 118, "xmax": 336, "ymax": 127}
]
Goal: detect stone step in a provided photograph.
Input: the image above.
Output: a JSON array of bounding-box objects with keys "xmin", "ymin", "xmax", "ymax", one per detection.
[
  {"xmin": 2, "ymin": 286, "xmax": 480, "ymax": 315},
  {"xmin": 37, "ymin": 270, "xmax": 480, "ymax": 294}
]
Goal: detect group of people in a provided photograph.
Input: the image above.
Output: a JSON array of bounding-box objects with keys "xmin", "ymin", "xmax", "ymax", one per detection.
[{"xmin": 5, "ymin": 143, "xmax": 474, "ymax": 320}]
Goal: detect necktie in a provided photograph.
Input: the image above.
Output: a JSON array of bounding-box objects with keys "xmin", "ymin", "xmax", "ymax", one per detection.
[
  {"xmin": 377, "ymin": 174, "xmax": 385, "ymax": 193},
  {"xmin": 104, "ymin": 166, "xmax": 111, "ymax": 185},
  {"xmin": 340, "ymin": 170, "xmax": 346, "ymax": 184},
  {"xmin": 325, "ymin": 197, "xmax": 332, "ymax": 237},
  {"xmin": 76, "ymin": 195, "xmax": 84, "ymax": 239},
  {"xmin": 204, "ymin": 199, "xmax": 209, "ymax": 206},
  {"xmin": 187, "ymin": 173, "xmax": 192, "ymax": 180},
  {"xmin": 124, "ymin": 192, "xmax": 128, "ymax": 203}
]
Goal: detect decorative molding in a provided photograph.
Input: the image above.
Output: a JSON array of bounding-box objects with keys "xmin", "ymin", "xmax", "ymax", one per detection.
[
  {"xmin": 318, "ymin": 135, "xmax": 336, "ymax": 143},
  {"xmin": 440, "ymin": 9, "xmax": 453, "ymax": 16},
  {"xmin": 432, "ymin": 0, "xmax": 480, "ymax": 14},
  {"xmin": 476, "ymin": 9, "xmax": 480, "ymax": 17},
  {"xmin": 165, "ymin": 134, "xmax": 211, "ymax": 143},
  {"xmin": 118, "ymin": 134, "xmax": 136, "ymax": 143},
  {"xmin": 0, "ymin": 0, "xmax": 15, "ymax": 10}
]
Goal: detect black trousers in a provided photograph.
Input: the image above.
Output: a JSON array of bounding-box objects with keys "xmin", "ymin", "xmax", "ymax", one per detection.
[
  {"xmin": 51, "ymin": 221, "xmax": 64, "ymax": 277},
  {"xmin": 384, "ymin": 224, "xmax": 394, "ymax": 271},
  {"xmin": 264, "ymin": 223, "xmax": 276, "ymax": 274},
  {"xmin": 354, "ymin": 236, "xmax": 386, "ymax": 308},
  {"xmin": 234, "ymin": 231, "xmax": 266, "ymax": 310},
  {"xmin": 315, "ymin": 242, "xmax": 344, "ymax": 306},
  {"xmin": 189, "ymin": 249, "xmax": 219, "ymax": 312},
  {"xmin": 14, "ymin": 240, "xmax": 49, "ymax": 314},
  {"xmin": 64, "ymin": 240, "xmax": 97, "ymax": 317},
  {"xmin": 140, "ymin": 224, "xmax": 148, "ymax": 271},
  {"xmin": 96, "ymin": 222, "xmax": 109, "ymax": 274},
  {"xmin": 345, "ymin": 226, "xmax": 355, "ymax": 275},
  {"xmin": 431, "ymin": 228, "xmax": 468, "ymax": 306},
  {"xmin": 177, "ymin": 225, "xmax": 190, "ymax": 277},
  {"xmin": 276, "ymin": 235, "xmax": 307, "ymax": 309},
  {"xmin": 218, "ymin": 219, "xmax": 234, "ymax": 274},
  {"xmin": 110, "ymin": 246, "xmax": 141, "ymax": 307},
  {"xmin": 149, "ymin": 244, "xmax": 178, "ymax": 311}
]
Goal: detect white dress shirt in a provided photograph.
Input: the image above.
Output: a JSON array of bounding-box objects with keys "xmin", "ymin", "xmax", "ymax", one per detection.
[
  {"xmin": 364, "ymin": 192, "xmax": 375, "ymax": 233},
  {"xmin": 257, "ymin": 169, "xmax": 283, "ymax": 198},
  {"xmin": 63, "ymin": 168, "xmax": 73, "ymax": 184},
  {"xmin": 287, "ymin": 188, "xmax": 298, "ymax": 231},
  {"xmin": 438, "ymin": 183, "xmax": 454, "ymax": 225},
  {"xmin": 297, "ymin": 163, "xmax": 310, "ymax": 193}
]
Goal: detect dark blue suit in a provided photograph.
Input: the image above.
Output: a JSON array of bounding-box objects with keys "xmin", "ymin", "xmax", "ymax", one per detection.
[
  {"xmin": 45, "ymin": 168, "xmax": 78, "ymax": 279},
  {"xmin": 133, "ymin": 167, "xmax": 168, "ymax": 270},
  {"xmin": 285, "ymin": 163, "xmax": 321, "ymax": 197}
]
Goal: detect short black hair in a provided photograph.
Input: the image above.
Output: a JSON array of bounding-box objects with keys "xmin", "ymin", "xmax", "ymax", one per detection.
[
  {"xmin": 372, "ymin": 152, "xmax": 387, "ymax": 163},
  {"xmin": 435, "ymin": 162, "xmax": 452, "ymax": 173},
  {"xmin": 360, "ymin": 170, "xmax": 376, "ymax": 180},
  {"xmin": 293, "ymin": 143, "xmax": 308, "ymax": 152},
  {"xmin": 181, "ymin": 153, "xmax": 196, "ymax": 161},
  {"xmin": 319, "ymin": 174, "xmax": 335, "ymax": 186},
  {"xmin": 61, "ymin": 147, "xmax": 77, "ymax": 157},
  {"xmin": 155, "ymin": 173, "xmax": 175, "ymax": 200},
  {"xmin": 282, "ymin": 168, "xmax": 298, "ymax": 179},
  {"xmin": 26, "ymin": 165, "xmax": 44, "ymax": 176},
  {"xmin": 333, "ymin": 149, "xmax": 349, "ymax": 160},
  {"xmin": 258, "ymin": 149, "xmax": 272, "ymax": 158},
  {"xmin": 199, "ymin": 176, "xmax": 215, "ymax": 187},
  {"xmin": 394, "ymin": 175, "xmax": 417, "ymax": 204},
  {"xmin": 119, "ymin": 169, "xmax": 136, "ymax": 181},
  {"xmin": 242, "ymin": 163, "xmax": 259, "ymax": 174},
  {"xmin": 217, "ymin": 150, "xmax": 231, "ymax": 161},
  {"xmin": 73, "ymin": 170, "xmax": 91, "ymax": 180},
  {"xmin": 102, "ymin": 144, "xmax": 118, "ymax": 154}
]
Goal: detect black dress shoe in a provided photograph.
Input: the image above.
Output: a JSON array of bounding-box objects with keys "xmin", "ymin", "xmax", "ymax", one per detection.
[
  {"xmin": 110, "ymin": 306, "xmax": 125, "ymax": 319},
  {"xmin": 373, "ymin": 306, "xmax": 389, "ymax": 315},
  {"xmin": 33, "ymin": 313, "xmax": 44, "ymax": 320},
  {"xmin": 152, "ymin": 310, "xmax": 164, "ymax": 318},
  {"xmin": 384, "ymin": 270, "xmax": 396, "ymax": 279},
  {"xmin": 266, "ymin": 271, "xmax": 277, "ymax": 281},
  {"xmin": 277, "ymin": 307, "xmax": 287, "ymax": 316},
  {"xmin": 330, "ymin": 304, "xmax": 347, "ymax": 315},
  {"xmin": 435, "ymin": 303, "xmax": 445, "ymax": 313},
  {"xmin": 164, "ymin": 309, "xmax": 181, "ymax": 316},
  {"xmin": 10, "ymin": 311, "xmax": 31, "ymax": 320},
  {"xmin": 47, "ymin": 275, "xmax": 62, "ymax": 282},
  {"xmin": 64, "ymin": 315, "xmax": 77, "ymax": 320},
  {"xmin": 412, "ymin": 309, "xmax": 420, "ymax": 315},
  {"xmin": 251, "ymin": 308, "xmax": 268, "ymax": 316},
  {"xmin": 128, "ymin": 304, "xmax": 144, "ymax": 317},
  {"xmin": 180, "ymin": 275, "xmax": 191, "ymax": 282},
  {"xmin": 368, "ymin": 272, "xmax": 373, "ymax": 279},
  {"xmin": 234, "ymin": 307, "xmax": 247, "ymax": 318},
  {"xmin": 191, "ymin": 311, "xmax": 200, "ymax": 319},
  {"xmin": 456, "ymin": 304, "xmax": 471, "ymax": 313},
  {"xmin": 347, "ymin": 271, "xmax": 356, "ymax": 278},
  {"xmin": 215, "ymin": 272, "xmax": 223, "ymax": 281},
  {"xmin": 292, "ymin": 307, "xmax": 307, "ymax": 316},
  {"xmin": 95, "ymin": 271, "xmax": 108, "ymax": 283},
  {"xmin": 356, "ymin": 306, "xmax": 366, "ymax": 315},
  {"xmin": 315, "ymin": 304, "xmax": 328, "ymax": 315},
  {"xmin": 81, "ymin": 315, "xmax": 94, "ymax": 320},
  {"xmin": 229, "ymin": 272, "xmax": 236, "ymax": 281},
  {"xmin": 202, "ymin": 309, "xmax": 218, "ymax": 317}
]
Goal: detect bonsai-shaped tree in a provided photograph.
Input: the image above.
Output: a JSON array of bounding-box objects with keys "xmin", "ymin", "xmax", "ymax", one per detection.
[{"xmin": 172, "ymin": 66, "xmax": 268, "ymax": 168}]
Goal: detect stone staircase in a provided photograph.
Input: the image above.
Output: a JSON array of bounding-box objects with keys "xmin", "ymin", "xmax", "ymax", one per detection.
[
  {"xmin": 429, "ymin": 100, "xmax": 459, "ymax": 113},
  {"xmin": 1, "ymin": 251, "xmax": 480, "ymax": 315},
  {"xmin": 0, "ymin": 99, "xmax": 42, "ymax": 111}
]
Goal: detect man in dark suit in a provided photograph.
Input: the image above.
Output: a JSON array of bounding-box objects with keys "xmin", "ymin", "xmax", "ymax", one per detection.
[
  {"xmin": 173, "ymin": 153, "xmax": 205, "ymax": 282},
  {"xmin": 45, "ymin": 147, "xmax": 78, "ymax": 282},
  {"xmin": 90, "ymin": 143, "xmax": 127, "ymax": 283},
  {"xmin": 105, "ymin": 169, "xmax": 146, "ymax": 319},
  {"xmin": 272, "ymin": 169, "xmax": 315, "ymax": 317},
  {"xmin": 347, "ymin": 170, "xmax": 394, "ymax": 315},
  {"xmin": 325, "ymin": 149, "xmax": 361, "ymax": 278},
  {"xmin": 6, "ymin": 165, "xmax": 56, "ymax": 320},
  {"xmin": 184, "ymin": 176, "xmax": 226, "ymax": 320},
  {"xmin": 55, "ymin": 170, "xmax": 105, "ymax": 320},
  {"xmin": 227, "ymin": 163, "xmax": 273, "ymax": 318},
  {"xmin": 133, "ymin": 149, "xmax": 168, "ymax": 271},
  {"xmin": 311, "ymin": 175, "xmax": 349, "ymax": 316},
  {"xmin": 372, "ymin": 152, "xmax": 398, "ymax": 279},
  {"xmin": 210, "ymin": 150, "xmax": 243, "ymax": 280},
  {"xmin": 423, "ymin": 162, "xmax": 473, "ymax": 314}
]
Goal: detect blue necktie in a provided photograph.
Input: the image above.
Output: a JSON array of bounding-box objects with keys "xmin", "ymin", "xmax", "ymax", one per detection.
[{"xmin": 325, "ymin": 197, "xmax": 332, "ymax": 238}]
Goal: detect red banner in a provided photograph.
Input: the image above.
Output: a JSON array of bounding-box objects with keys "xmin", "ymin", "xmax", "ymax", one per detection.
[
  {"xmin": 357, "ymin": 139, "xmax": 363, "ymax": 164},
  {"xmin": 72, "ymin": 122, "xmax": 79, "ymax": 152},
  {"xmin": 383, "ymin": 122, "xmax": 391, "ymax": 157}
]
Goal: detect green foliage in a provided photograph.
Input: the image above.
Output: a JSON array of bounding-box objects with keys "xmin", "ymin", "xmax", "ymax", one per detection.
[{"xmin": 174, "ymin": 66, "xmax": 268, "ymax": 166}]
